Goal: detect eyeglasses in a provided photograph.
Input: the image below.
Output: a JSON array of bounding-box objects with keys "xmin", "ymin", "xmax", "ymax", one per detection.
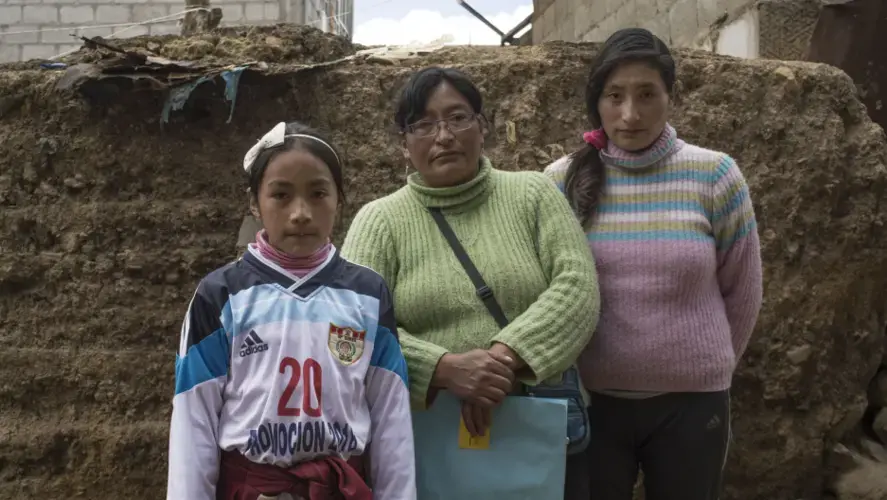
[{"xmin": 405, "ymin": 112, "xmax": 477, "ymax": 138}]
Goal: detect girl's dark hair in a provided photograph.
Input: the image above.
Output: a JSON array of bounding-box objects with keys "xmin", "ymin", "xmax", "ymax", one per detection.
[
  {"xmin": 247, "ymin": 121, "xmax": 346, "ymax": 204},
  {"xmin": 394, "ymin": 66, "xmax": 484, "ymax": 130},
  {"xmin": 565, "ymin": 28, "xmax": 676, "ymax": 228}
]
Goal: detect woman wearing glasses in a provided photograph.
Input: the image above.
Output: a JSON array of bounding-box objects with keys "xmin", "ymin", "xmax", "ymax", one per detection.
[{"xmin": 341, "ymin": 66, "xmax": 600, "ymax": 497}]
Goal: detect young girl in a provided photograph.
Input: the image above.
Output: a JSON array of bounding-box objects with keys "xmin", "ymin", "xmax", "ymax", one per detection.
[{"xmin": 166, "ymin": 121, "xmax": 416, "ymax": 500}]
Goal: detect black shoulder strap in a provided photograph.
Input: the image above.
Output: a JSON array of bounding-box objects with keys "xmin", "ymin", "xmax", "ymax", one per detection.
[{"xmin": 427, "ymin": 207, "xmax": 510, "ymax": 329}]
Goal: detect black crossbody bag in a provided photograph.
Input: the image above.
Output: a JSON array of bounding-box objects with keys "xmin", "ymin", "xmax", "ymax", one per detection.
[{"xmin": 428, "ymin": 207, "xmax": 591, "ymax": 456}]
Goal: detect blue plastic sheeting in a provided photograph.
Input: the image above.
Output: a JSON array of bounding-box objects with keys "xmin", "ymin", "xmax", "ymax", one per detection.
[{"xmin": 160, "ymin": 65, "xmax": 248, "ymax": 125}]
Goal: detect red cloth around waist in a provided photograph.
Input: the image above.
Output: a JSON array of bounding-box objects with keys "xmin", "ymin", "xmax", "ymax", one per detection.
[{"xmin": 217, "ymin": 450, "xmax": 372, "ymax": 500}]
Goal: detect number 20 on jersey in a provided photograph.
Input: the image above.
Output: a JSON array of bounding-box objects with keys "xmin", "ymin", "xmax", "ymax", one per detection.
[{"xmin": 277, "ymin": 357, "xmax": 323, "ymax": 417}]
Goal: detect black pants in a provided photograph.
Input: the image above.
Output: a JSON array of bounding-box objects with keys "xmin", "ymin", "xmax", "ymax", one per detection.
[{"xmin": 564, "ymin": 391, "xmax": 731, "ymax": 500}]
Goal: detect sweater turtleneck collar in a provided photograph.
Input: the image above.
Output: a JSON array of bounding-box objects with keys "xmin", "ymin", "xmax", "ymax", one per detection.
[
  {"xmin": 600, "ymin": 123, "xmax": 684, "ymax": 170},
  {"xmin": 407, "ymin": 156, "xmax": 494, "ymax": 213}
]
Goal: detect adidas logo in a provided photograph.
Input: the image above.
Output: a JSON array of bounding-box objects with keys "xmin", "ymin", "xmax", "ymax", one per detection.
[{"xmin": 239, "ymin": 330, "xmax": 268, "ymax": 358}]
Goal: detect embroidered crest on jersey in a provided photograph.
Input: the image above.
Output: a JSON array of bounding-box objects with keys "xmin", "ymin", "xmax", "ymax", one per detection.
[{"xmin": 328, "ymin": 323, "xmax": 366, "ymax": 365}]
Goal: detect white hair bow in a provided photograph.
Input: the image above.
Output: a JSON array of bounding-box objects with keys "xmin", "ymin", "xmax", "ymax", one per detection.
[
  {"xmin": 242, "ymin": 122, "xmax": 341, "ymax": 173},
  {"xmin": 243, "ymin": 122, "xmax": 287, "ymax": 173}
]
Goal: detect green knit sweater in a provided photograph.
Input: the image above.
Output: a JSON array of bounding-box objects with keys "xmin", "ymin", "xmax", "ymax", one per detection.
[{"xmin": 341, "ymin": 158, "xmax": 600, "ymax": 409}]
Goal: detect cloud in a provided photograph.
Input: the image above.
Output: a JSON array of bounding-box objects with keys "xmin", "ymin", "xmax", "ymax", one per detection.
[{"xmin": 353, "ymin": 5, "xmax": 533, "ymax": 46}]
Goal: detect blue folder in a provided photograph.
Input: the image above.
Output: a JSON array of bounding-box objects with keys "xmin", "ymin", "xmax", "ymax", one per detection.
[{"xmin": 411, "ymin": 391, "xmax": 569, "ymax": 500}]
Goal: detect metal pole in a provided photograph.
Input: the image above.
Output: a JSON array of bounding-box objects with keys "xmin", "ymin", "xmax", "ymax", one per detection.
[
  {"xmin": 501, "ymin": 13, "xmax": 532, "ymax": 45},
  {"xmin": 456, "ymin": 0, "xmax": 505, "ymax": 37}
]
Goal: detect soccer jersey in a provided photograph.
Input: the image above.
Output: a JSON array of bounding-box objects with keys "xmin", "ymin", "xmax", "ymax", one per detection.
[{"xmin": 166, "ymin": 246, "xmax": 415, "ymax": 500}]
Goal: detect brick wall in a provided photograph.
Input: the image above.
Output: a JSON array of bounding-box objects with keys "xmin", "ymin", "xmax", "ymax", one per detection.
[{"xmin": 0, "ymin": 0, "xmax": 288, "ymax": 63}]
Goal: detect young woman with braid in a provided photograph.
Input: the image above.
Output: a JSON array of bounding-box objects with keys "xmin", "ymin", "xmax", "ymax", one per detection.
[{"xmin": 544, "ymin": 28, "xmax": 764, "ymax": 500}]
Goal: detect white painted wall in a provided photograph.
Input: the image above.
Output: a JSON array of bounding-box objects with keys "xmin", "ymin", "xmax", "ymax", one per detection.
[{"xmin": 715, "ymin": 9, "xmax": 759, "ymax": 58}]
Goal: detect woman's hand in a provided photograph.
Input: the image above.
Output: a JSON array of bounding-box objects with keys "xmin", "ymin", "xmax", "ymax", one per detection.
[
  {"xmin": 461, "ymin": 401, "xmax": 491, "ymax": 437},
  {"xmin": 434, "ymin": 349, "xmax": 515, "ymax": 407}
]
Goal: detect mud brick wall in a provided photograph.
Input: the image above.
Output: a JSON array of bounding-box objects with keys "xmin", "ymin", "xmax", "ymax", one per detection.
[
  {"xmin": 757, "ymin": 0, "xmax": 820, "ymax": 60},
  {"xmin": 2, "ymin": 30, "xmax": 887, "ymax": 496},
  {"xmin": 0, "ymin": 0, "xmax": 286, "ymax": 63}
]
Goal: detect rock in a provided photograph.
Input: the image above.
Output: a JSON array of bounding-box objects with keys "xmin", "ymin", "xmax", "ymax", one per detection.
[
  {"xmin": 787, "ymin": 344, "xmax": 813, "ymax": 364},
  {"xmin": 774, "ymin": 66, "xmax": 797, "ymax": 80},
  {"xmin": 874, "ymin": 408, "xmax": 887, "ymax": 445},
  {"xmin": 21, "ymin": 163, "xmax": 38, "ymax": 183},
  {"xmin": 833, "ymin": 455, "xmax": 887, "ymax": 500},
  {"xmin": 63, "ymin": 175, "xmax": 86, "ymax": 191},
  {"xmin": 858, "ymin": 437, "xmax": 887, "ymax": 463},
  {"xmin": 870, "ymin": 370, "xmax": 887, "ymax": 408},
  {"xmin": 264, "ymin": 36, "xmax": 284, "ymax": 48}
]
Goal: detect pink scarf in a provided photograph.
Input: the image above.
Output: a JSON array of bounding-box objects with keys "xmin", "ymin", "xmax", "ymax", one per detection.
[{"xmin": 254, "ymin": 230, "xmax": 331, "ymax": 278}]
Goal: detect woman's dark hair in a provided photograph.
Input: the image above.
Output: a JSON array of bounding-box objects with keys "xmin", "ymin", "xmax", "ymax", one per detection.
[
  {"xmin": 394, "ymin": 66, "xmax": 484, "ymax": 131},
  {"xmin": 247, "ymin": 121, "xmax": 346, "ymax": 204},
  {"xmin": 565, "ymin": 28, "xmax": 676, "ymax": 228}
]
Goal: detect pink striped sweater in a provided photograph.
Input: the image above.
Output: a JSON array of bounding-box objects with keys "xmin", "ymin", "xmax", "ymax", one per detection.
[{"xmin": 544, "ymin": 125, "xmax": 763, "ymax": 392}]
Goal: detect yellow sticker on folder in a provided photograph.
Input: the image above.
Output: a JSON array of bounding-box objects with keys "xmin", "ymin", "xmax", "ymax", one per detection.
[{"xmin": 458, "ymin": 416, "xmax": 491, "ymax": 450}]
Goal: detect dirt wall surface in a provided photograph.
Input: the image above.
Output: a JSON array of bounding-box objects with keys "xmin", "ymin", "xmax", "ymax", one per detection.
[{"xmin": 1, "ymin": 25, "xmax": 886, "ymax": 499}]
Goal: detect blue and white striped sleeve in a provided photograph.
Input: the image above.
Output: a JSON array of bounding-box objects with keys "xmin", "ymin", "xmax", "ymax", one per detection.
[
  {"xmin": 365, "ymin": 283, "xmax": 417, "ymax": 500},
  {"xmin": 167, "ymin": 281, "xmax": 231, "ymax": 500}
]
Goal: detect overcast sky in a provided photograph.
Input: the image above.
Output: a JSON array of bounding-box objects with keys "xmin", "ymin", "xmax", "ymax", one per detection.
[{"xmin": 351, "ymin": 1, "xmax": 533, "ymax": 46}]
